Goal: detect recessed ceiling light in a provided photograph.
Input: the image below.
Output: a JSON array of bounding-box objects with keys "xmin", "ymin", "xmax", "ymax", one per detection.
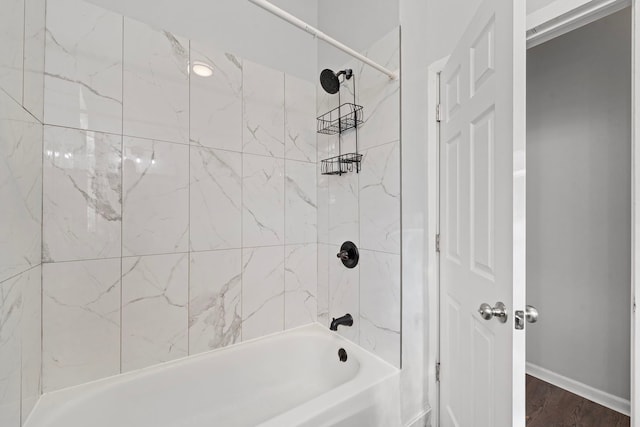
[{"xmin": 192, "ymin": 61, "xmax": 214, "ymax": 77}]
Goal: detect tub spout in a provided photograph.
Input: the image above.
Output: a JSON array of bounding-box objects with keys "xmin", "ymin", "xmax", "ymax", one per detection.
[{"xmin": 330, "ymin": 313, "xmax": 353, "ymax": 331}]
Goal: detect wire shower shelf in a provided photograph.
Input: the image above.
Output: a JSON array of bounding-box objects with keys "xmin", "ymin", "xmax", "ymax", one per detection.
[
  {"xmin": 320, "ymin": 153, "xmax": 363, "ymax": 175},
  {"xmin": 317, "ymin": 103, "xmax": 363, "ymax": 135}
]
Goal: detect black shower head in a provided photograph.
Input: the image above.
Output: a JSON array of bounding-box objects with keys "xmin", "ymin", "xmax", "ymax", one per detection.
[{"xmin": 320, "ymin": 68, "xmax": 352, "ymax": 94}]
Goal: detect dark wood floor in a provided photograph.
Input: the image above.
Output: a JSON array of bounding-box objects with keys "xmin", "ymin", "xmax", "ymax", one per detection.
[{"xmin": 526, "ymin": 375, "xmax": 630, "ymax": 427}]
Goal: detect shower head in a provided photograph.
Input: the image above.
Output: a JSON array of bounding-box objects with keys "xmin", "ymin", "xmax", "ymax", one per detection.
[{"xmin": 320, "ymin": 68, "xmax": 353, "ymax": 94}]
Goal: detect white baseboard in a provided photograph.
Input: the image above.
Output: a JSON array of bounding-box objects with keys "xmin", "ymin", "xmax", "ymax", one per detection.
[{"xmin": 526, "ymin": 362, "xmax": 630, "ymax": 416}]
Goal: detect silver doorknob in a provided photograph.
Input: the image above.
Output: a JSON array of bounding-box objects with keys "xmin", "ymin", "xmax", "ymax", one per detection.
[
  {"xmin": 525, "ymin": 305, "xmax": 539, "ymax": 323},
  {"xmin": 478, "ymin": 302, "xmax": 508, "ymax": 323}
]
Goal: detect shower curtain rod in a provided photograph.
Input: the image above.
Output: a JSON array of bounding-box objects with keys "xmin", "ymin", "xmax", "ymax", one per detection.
[{"xmin": 248, "ymin": 0, "xmax": 399, "ymax": 80}]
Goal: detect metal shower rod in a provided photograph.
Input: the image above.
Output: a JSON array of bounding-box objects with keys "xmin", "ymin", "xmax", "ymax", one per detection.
[{"xmin": 248, "ymin": 0, "xmax": 399, "ymax": 80}]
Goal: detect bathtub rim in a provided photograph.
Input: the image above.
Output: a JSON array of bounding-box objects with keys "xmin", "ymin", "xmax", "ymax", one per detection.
[{"xmin": 25, "ymin": 322, "xmax": 399, "ymax": 426}]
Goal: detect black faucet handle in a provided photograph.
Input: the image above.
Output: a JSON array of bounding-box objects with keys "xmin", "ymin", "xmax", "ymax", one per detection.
[{"xmin": 337, "ymin": 242, "xmax": 359, "ymax": 269}]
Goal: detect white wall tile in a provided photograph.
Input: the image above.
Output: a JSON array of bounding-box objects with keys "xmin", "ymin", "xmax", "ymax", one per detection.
[
  {"xmin": 123, "ymin": 19, "xmax": 189, "ymax": 144},
  {"xmin": 284, "ymin": 244, "xmax": 317, "ymax": 329},
  {"xmin": 23, "ymin": 0, "xmax": 46, "ymax": 122},
  {"xmin": 122, "ymin": 137, "xmax": 189, "ymax": 256},
  {"xmin": 43, "ymin": 126, "xmax": 122, "ymax": 262},
  {"xmin": 316, "ymin": 85, "xmax": 332, "ymax": 117},
  {"xmin": 189, "ymin": 250, "xmax": 242, "ymax": 354},
  {"xmin": 285, "ymin": 160, "xmax": 317, "ymax": 245},
  {"xmin": 360, "ymin": 250, "xmax": 401, "ymax": 367},
  {"xmin": 359, "ymin": 141, "xmax": 401, "ymax": 254},
  {"xmin": 242, "ymin": 246, "xmax": 284, "ymax": 340},
  {"xmin": 0, "ymin": 91, "xmax": 42, "ymax": 283},
  {"xmin": 317, "ymin": 162, "xmax": 329, "ymax": 244},
  {"xmin": 190, "ymin": 147, "xmax": 241, "ymax": 251},
  {"xmin": 242, "ymin": 154, "xmax": 284, "ymax": 247},
  {"xmin": 0, "ymin": 0, "xmax": 24, "ymax": 103},
  {"xmin": 0, "ymin": 272, "xmax": 23, "ymax": 427},
  {"xmin": 122, "ymin": 253, "xmax": 188, "ymax": 372},
  {"xmin": 317, "ymin": 27, "xmax": 402, "ymax": 363},
  {"xmin": 317, "ymin": 244, "xmax": 330, "ymax": 326},
  {"xmin": 44, "ymin": 0, "xmax": 123, "ymax": 133},
  {"xmin": 329, "ymin": 254, "xmax": 359, "ymax": 343},
  {"xmin": 42, "ymin": 259, "xmax": 120, "ymax": 392},
  {"xmin": 328, "ymin": 169, "xmax": 359, "ymax": 246},
  {"xmin": 328, "ymin": 80, "xmax": 359, "ymax": 156},
  {"xmin": 21, "ymin": 266, "xmax": 41, "ymax": 422},
  {"xmin": 242, "ymin": 60, "xmax": 284, "ymax": 157},
  {"xmin": 30, "ymin": 2, "xmax": 323, "ymax": 396},
  {"xmin": 316, "ymin": 90, "xmax": 337, "ymax": 167},
  {"xmin": 285, "ymin": 75, "xmax": 316, "ymax": 162},
  {"xmin": 190, "ymin": 43, "xmax": 242, "ymax": 152},
  {"xmin": 355, "ymin": 28, "xmax": 400, "ymax": 151}
]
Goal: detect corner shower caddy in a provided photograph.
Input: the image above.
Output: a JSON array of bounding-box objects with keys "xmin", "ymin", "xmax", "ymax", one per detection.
[{"xmin": 317, "ymin": 76, "xmax": 363, "ymax": 176}]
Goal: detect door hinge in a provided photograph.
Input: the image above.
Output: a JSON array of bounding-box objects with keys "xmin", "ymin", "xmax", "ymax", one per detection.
[
  {"xmin": 436, "ymin": 234, "xmax": 441, "ymax": 253},
  {"xmin": 436, "ymin": 104, "xmax": 442, "ymax": 122},
  {"xmin": 436, "ymin": 362, "xmax": 441, "ymax": 382}
]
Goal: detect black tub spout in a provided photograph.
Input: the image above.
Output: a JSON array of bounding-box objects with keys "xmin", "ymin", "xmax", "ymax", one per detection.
[{"xmin": 330, "ymin": 313, "xmax": 353, "ymax": 331}]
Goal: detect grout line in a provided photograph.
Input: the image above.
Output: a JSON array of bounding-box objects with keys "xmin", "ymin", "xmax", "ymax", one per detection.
[
  {"xmin": 39, "ymin": 260, "xmax": 43, "ymax": 401},
  {"xmin": 240, "ymin": 56, "xmax": 245, "ymax": 343},
  {"xmin": 39, "ymin": 243, "xmax": 325, "ymax": 266},
  {"xmin": 37, "ymin": 119, "xmax": 321, "ymax": 168},
  {"xmin": 21, "ymin": 0, "xmax": 26, "ymax": 109},
  {"xmin": 35, "ymin": 120, "xmax": 319, "ymax": 164},
  {"xmin": 118, "ymin": 15, "xmax": 125, "ymax": 376},
  {"xmin": 37, "ymin": 116, "xmax": 43, "ymax": 420},
  {"xmin": 397, "ymin": 27, "xmax": 403, "ymax": 370},
  {"xmin": 40, "ymin": 0, "xmax": 49, "ymax": 404},
  {"xmin": 283, "ymin": 72, "xmax": 286, "ymax": 331},
  {"xmin": 187, "ymin": 39, "xmax": 191, "ymax": 356},
  {"xmin": 357, "ymin": 128, "xmax": 361, "ymax": 347}
]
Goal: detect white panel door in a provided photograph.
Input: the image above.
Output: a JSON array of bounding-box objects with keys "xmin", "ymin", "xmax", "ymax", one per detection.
[{"xmin": 439, "ymin": 0, "xmax": 526, "ymax": 426}]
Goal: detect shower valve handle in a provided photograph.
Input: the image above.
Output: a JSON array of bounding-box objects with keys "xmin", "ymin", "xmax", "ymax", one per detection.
[{"xmin": 336, "ymin": 241, "xmax": 359, "ymax": 269}]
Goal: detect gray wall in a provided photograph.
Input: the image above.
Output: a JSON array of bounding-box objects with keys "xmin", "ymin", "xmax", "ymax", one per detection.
[{"xmin": 526, "ymin": 8, "xmax": 631, "ymax": 400}]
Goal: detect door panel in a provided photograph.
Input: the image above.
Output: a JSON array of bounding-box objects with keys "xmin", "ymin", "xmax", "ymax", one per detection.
[{"xmin": 439, "ymin": 0, "xmax": 526, "ymax": 426}]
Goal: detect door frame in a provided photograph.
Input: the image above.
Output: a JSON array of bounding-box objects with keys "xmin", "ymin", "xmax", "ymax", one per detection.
[
  {"xmin": 426, "ymin": 55, "xmax": 448, "ymax": 427},
  {"xmin": 426, "ymin": 1, "xmax": 640, "ymax": 425},
  {"xmin": 631, "ymin": 1, "xmax": 640, "ymax": 425},
  {"xmin": 527, "ymin": 0, "xmax": 631, "ymax": 48}
]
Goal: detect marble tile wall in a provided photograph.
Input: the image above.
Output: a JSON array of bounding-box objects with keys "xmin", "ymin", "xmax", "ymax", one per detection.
[
  {"xmin": 42, "ymin": 259, "xmax": 121, "ymax": 392},
  {"xmin": 0, "ymin": 0, "xmax": 45, "ymax": 424},
  {"xmin": 0, "ymin": 0, "xmax": 25, "ymax": 103},
  {"xmin": 317, "ymin": 28, "xmax": 401, "ymax": 367},
  {"xmin": 39, "ymin": 0, "xmax": 318, "ymax": 393},
  {"xmin": 44, "ymin": 0, "xmax": 123, "ymax": 133},
  {"xmin": 0, "ymin": 95, "xmax": 44, "ymax": 427},
  {"xmin": 0, "ymin": 266, "xmax": 42, "ymax": 427}
]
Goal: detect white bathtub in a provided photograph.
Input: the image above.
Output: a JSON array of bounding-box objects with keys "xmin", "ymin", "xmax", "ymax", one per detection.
[{"xmin": 25, "ymin": 323, "xmax": 401, "ymax": 427}]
